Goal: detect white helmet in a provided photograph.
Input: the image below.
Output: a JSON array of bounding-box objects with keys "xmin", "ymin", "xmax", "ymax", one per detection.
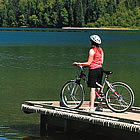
[{"xmin": 90, "ymin": 35, "xmax": 101, "ymax": 45}]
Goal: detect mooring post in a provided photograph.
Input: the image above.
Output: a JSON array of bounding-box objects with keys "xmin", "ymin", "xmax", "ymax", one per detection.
[{"xmin": 40, "ymin": 114, "xmax": 48, "ymax": 136}]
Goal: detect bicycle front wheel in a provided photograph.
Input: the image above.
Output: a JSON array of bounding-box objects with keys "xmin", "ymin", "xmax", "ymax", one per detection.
[
  {"xmin": 60, "ymin": 80, "xmax": 84, "ymax": 109},
  {"xmin": 106, "ymin": 82, "xmax": 134, "ymax": 113}
]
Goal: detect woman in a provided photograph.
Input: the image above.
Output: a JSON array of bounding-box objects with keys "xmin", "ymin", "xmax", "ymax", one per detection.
[{"xmin": 73, "ymin": 35, "xmax": 104, "ymax": 112}]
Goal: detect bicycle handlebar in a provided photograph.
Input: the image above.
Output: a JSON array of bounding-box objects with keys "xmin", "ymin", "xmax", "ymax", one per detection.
[{"xmin": 72, "ymin": 64, "xmax": 87, "ymax": 72}]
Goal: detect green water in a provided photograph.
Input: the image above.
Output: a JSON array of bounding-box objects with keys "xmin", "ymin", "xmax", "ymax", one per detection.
[{"xmin": 0, "ymin": 28, "xmax": 139, "ymax": 139}]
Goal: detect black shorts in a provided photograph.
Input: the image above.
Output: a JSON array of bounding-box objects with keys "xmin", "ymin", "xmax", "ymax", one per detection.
[{"xmin": 87, "ymin": 68, "xmax": 103, "ymax": 88}]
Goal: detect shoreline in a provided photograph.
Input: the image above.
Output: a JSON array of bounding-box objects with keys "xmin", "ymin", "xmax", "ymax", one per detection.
[{"xmin": 62, "ymin": 27, "xmax": 139, "ymax": 31}]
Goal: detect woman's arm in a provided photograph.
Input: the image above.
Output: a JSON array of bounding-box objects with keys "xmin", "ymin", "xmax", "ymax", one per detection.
[
  {"xmin": 73, "ymin": 49, "xmax": 95, "ymax": 66},
  {"xmin": 102, "ymin": 51, "xmax": 104, "ymax": 64}
]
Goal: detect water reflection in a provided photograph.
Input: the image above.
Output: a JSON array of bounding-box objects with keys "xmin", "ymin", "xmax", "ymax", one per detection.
[
  {"xmin": 0, "ymin": 125, "xmax": 99, "ymax": 140},
  {"xmin": 0, "ymin": 126, "xmax": 22, "ymax": 140},
  {"xmin": 0, "ymin": 28, "xmax": 139, "ymax": 140}
]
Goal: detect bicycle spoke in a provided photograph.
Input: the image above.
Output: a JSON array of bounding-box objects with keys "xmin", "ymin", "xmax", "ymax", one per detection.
[
  {"xmin": 61, "ymin": 81, "xmax": 84, "ymax": 109},
  {"xmin": 71, "ymin": 96, "xmax": 79, "ymax": 105},
  {"xmin": 119, "ymin": 97, "xmax": 129, "ymax": 106},
  {"xmin": 72, "ymin": 95, "xmax": 79, "ymax": 102},
  {"xmin": 106, "ymin": 82, "xmax": 134, "ymax": 113}
]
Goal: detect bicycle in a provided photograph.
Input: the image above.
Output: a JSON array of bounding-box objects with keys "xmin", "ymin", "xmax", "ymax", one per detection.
[{"xmin": 60, "ymin": 65, "xmax": 134, "ymax": 113}]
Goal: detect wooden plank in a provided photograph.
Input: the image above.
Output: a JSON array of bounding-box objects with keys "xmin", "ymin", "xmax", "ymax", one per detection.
[
  {"xmin": 93, "ymin": 108, "xmax": 140, "ymax": 123},
  {"xmin": 22, "ymin": 101, "xmax": 140, "ymax": 124}
]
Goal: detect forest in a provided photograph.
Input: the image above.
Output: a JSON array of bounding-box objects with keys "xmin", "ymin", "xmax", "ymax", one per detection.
[{"xmin": 0, "ymin": 0, "xmax": 140, "ymax": 28}]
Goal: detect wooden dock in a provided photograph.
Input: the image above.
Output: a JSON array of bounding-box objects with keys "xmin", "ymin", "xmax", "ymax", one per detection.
[{"xmin": 21, "ymin": 101, "xmax": 140, "ymax": 139}]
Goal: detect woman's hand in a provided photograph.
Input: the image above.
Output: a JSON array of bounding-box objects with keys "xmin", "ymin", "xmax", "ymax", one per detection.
[{"xmin": 72, "ymin": 62, "xmax": 80, "ymax": 66}]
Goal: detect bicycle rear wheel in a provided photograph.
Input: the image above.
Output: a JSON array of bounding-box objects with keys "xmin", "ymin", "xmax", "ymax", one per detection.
[
  {"xmin": 60, "ymin": 80, "xmax": 84, "ymax": 109},
  {"xmin": 106, "ymin": 82, "xmax": 134, "ymax": 113}
]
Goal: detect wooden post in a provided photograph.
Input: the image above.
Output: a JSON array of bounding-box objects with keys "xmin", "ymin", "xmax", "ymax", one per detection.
[
  {"xmin": 40, "ymin": 114, "xmax": 48, "ymax": 136},
  {"xmin": 64, "ymin": 119, "xmax": 68, "ymax": 133}
]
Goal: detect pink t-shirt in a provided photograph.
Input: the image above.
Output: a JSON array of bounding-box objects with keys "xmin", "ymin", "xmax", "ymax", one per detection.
[{"xmin": 89, "ymin": 47, "xmax": 103, "ymax": 69}]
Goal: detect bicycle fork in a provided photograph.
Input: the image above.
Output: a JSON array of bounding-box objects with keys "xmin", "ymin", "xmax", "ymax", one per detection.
[{"xmin": 70, "ymin": 81, "xmax": 79, "ymax": 103}]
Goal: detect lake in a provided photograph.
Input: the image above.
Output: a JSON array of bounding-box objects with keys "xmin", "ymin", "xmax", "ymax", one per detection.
[{"xmin": 0, "ymin": 27, "xmax": 139, "ymax": 139}]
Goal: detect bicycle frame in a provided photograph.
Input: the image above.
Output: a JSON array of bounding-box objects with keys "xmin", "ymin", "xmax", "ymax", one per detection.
[
  {"xmin": 76, "ymin": 66, "xmax": 119, "ymax": 100},
  {"xmin": 95, "ymin": 75, "xmax": 120, "ymax": 101}
]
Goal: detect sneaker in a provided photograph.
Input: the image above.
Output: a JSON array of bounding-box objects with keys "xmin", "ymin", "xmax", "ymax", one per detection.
[
  {"xmin": 85, "ymin": 107, "xmax": 95, "ymax": 113},
  {"xmin": 95, "ymin": 106, "xmax": 103, "ymax": 112},
  {"xmin": 85, "ymin": 107, "xmax": 90, "ymax": 112},
  {"xmin": 89, "ymin": 108, "xmax": 95, "ymax": 113}
]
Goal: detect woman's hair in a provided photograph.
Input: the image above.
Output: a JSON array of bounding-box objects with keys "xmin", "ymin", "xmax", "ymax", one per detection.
[
  {"xmin": 90, "ymin": 40, "xmax": 100, "ymax": 47},
  {"xmin": 90, "ymin": 40, "xmax": 101, "ymax": 52}
]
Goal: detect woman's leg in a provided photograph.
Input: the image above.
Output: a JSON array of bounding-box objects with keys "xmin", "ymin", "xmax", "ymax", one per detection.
[{"xmin": 90, "ymin": 88, "xmax": 96, "ymax": 108}]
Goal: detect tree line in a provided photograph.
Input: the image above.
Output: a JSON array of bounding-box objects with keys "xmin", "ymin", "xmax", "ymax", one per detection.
[{"xmin": 0, "ymin": 0, "xmax": 140, "ymax": 28}]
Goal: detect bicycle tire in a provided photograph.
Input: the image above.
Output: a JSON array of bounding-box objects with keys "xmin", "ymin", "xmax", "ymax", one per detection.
[
  {"xmin": 105, "ymin": 82, "xmax": 134, "ymax": 113},
  {"xmin": 60, "ymin": 80, "xmax": 84, "ymax": 109}
]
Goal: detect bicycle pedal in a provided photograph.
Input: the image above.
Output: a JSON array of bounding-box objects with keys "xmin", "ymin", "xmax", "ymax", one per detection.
[
  {"xmin": 97, "ymin": 97, "xmax": 104, "ymax": 102},
  {"xmin": 99, "ymin": 94, "xmax": 104, "ymax": 97}
]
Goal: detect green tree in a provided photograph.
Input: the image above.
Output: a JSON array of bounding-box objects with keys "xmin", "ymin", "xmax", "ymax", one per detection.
[
  {"xmin": 18, "ymin": 0, "xmax": 28, "ymax": 25},
  {"xmin": 38, "ymin": 12, "xmax": 43, "ymax": 27},
  {"xmin": 0, "ymin": 0, "xmax": 139, "ymax": 28},
  {"xmin": 54, "ymin": 0, "xmax": 63, "ymax": 27},
  {"xmin": 43, "ymin": 0, "xmax": 56, "ymax": 26},
  {"xmin": 18, "ymin": 14, "xmax": 26, "ymax": 26},
  {"xmin": 8, "ymin": 9, "xmax": 16, "ymax": 26},
  {"xmin": 134, "ymin": 8, "xmax": 140, "ymax": 27},
  {"xmin": 50, "ymin": 12, "xmax": 58, "ymax": 27},
  {"xmin": 107, "ymin": 0, "xmax": 117, "ymax": 15},
  {"xmin": 65, "ymin": 0, "xmax": 74, "ymax": 26},
  {"xmin": 0, "ymin": 0, "xmax": 8, "ymax": 26},
  {"xmin": 44, "ymin": 12, "xmax": 50, "ymax": 26},
  {"xmin": 94, "ymin": 0, "xmax": 107, "ymax": 19},
  {"xmin": 94, "ymin": 13, "xmax": 111, "ymax": 27},
  {"xmin": 74, "ymin": 0, "xmax": 84, "ymax": 26},
  {"xmin": 60, "ymin": 8, "xmax": 68, "ymax": 26},
  {"xmin": 29, "ymin": 15, "xmax": 39, "ymax": 27},
  {"xmin": 85, "ymin": 0, "xmax": 96, "ymax": 23}
]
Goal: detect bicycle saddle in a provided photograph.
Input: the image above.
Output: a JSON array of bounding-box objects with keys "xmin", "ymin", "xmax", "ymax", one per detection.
[{"xmin": 103, "ymin": 70, "xmax": 113, "ymax": 75}]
